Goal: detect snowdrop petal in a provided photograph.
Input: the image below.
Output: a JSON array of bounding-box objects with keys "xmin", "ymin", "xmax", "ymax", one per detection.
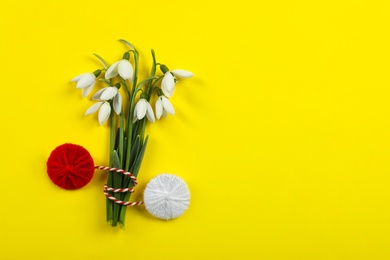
[
  {"xmin": 82, "ymin": 81, "xmax": 95, "ymax": 97},
  {"xmin": 100, "ymin": 87, "xmax": 118, "ymax": 100},
  {"xmin": 162, "ymin": 72, "xmax": 175, "ymax": 91},
  {"xmin": 71, "ymin": 73, "xmax": 87, "ymax": 82},
  {"xmin": 132, "ymin": 114, "xmax": 138, "ymax": 123},
  {"xmin": 98, "ymin": 102, "xmax": 111, "ymax": 125},
  {"xmin": 171, "ymin": 69, "xmax": 194, "ymax": 78},
  {"xmin": 146, "ymin": 101, "xmax": 155, "ymax": 123},
  {"xmin": 92, "ymin": 88, "xmax": 107, "ymax": 100},
  {"xmin": 162, "ymin": 87, "xmax": 174, "ymax": 98},
  {"xmin": 85, "ymin": 102, "xmax": 103, "ymax": 115},
  {"xmin": 134, "ymin": 100, "xmax": 147, "ymax": 121},
  {"xmin": 105, "ymin": 61, "xmax": 120, "ymax": 79},
  {"xmin": 118, "ymin": 60, "xmax": 134, "ymax": 80},
  {"xmin": 76, "ymin": 73, "xmax": 95, "ymax": 89},
  {"xmin": 161, "ymin": 96, "xmax": 175, "ymax": 115},
  {"xmin": 113, "ymin": 93, "xmax": 122, "ymax": 115},
  {"xmin": 155, "ymin": 98, "xmax": 163, "ymax": 120},
  {"xmin": 162, "ymin": 72, "xmax": 175, "ymax": 98}
]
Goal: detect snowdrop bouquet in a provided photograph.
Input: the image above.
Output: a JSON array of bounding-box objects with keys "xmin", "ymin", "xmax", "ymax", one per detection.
[{"xmin": 72, "ymin": 39, "xmax": 193, "ymax": 227}]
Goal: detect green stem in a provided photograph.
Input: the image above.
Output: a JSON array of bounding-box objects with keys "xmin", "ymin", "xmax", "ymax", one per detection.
[
  {"xmin": 98, "ymin": 78, "xmax": 112, "ymax": 87},
  {"xmin": 118, "ymin": 39, "xmax": 134, "ymax": 49},
  {"xmin": 110, "ymin": 113, "xmax": 124, "ymax": 226},
  {"xmin": 106, "ymin": 107, "xmax": 115, "ymax": 224},
  {"xmin": 117, "ymin": 112, "xmax": 125, "ymax": 220},
  {"xmin": 122, "ymin": 48, "xmax": 138, "ymax": 170},
  {"xmin": 140, "ymin": 118, "xmax": 146, "ymax": 142},
  {"xmin": 125, "ymin": 97, "xmax": 134, "ymax": 170},
  {"xmin": 137, "ymin": 77, "xmax": 159, "ymax": 90},
  {"xmin": 147, "ymin": 77, "xmax": 163, "ymax": 100},
  {"xmin": 125, "ymin": 49, "xmax": 139, "ymax": 171},
  {"xmin": 124, "ymin": 88, "xmax": 142, "ymax": 168},
  {"xmin": 106, "ymin": 171, "xmax": 113, "ymax": 224},
  {"xmin": 119, "ymin": 113, "xmax": 124, "ymax": 167},
  {"xmin": 93, "ymin": 53, "xmax": 109, "ymax": 69},
  {"xmin": 145, "ymin": 50, "xmax": 161, "ymax": 101},
  {"xmin": 132, "ymin": 49, "xmax": 139, "ymax": 93},
  {"xmin": 109, "ymin": 109, "xmax": 115, "ymax": 170},
  {"xmin": 120, "ymin": 77, "xmax": 131, "ymax": 100},
  {"xmin": 112, "ymin": 153, "xmax": 121, "ymax": 226},
  {"xmin": 119, "ymin": 78, "xmax": 132, "ymax": 159}
]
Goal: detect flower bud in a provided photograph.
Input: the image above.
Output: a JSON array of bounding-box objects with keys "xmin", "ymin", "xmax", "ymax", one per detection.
[
  {"xmin": 140, "ymin": 93, "xmax": 147, "ymax": 99},
  {"xmin": 157, "ymin": 89, "xmax": 164, "ymax": 97},
  {"xmin": 123, "ymin": 52, "xmax": 130, "ymax": 60},
  {"xmin": 93, "ymin": 69, "xmax": 101, "ymax": 77},
  {"xmin": 160, "ymin": 64, "xmax": 169, "ymax": 74}
]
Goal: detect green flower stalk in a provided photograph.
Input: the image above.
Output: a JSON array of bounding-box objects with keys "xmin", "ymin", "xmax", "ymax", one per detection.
[{"xmin": 72, "ymin": 39, "xmax": 193, "ymax": 228}]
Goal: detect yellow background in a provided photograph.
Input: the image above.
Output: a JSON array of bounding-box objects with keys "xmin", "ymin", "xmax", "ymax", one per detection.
[{"xmin": 1, "ymin": 0, "xmax": 390, "ymax": 259}]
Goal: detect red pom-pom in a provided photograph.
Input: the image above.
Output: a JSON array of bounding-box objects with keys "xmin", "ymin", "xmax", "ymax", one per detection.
[{"xmin": 47, "ymin": 143, "xmax": 95, "ymax": 190}]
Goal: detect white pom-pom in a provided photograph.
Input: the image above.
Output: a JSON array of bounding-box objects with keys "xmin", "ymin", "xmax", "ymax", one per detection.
[{"xmin": 144, "ymin": 174, "xmax": 190, "ymax": 220}]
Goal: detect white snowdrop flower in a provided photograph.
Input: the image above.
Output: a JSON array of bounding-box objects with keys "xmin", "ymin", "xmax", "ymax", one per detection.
[
  {"xmin": 105, "ymin": 59, "xmax": 134, "ymax": 81},
  {"xmin": 155, "ymin": 95, "xmax": 175, "ymax": 120},
  {"xmin": 92, "ymin": 87, "xmax": 122, "ymax": 115},
  {"xmin": 85, "ymin": 101, "xmax": 111, "ymax": 125},
  {"xmin": 161, "ymin": 69, "xmax": 193, "ymax": 98},
  {"xmin": 71, "ymin": 73, "xmax": 96, "ymax": 97},
  {"xmin": 92, "ymin": 87, "xmax": 118, "ymax": 101},
  {"xmin": 133, "ymin": 99, "xmax": 155, "ymax": 123}
]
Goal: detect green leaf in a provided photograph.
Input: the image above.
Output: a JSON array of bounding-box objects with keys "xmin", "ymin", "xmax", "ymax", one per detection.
[
  {"xmin": 130, "ymin": 136, "xmax": 149, "ymax": 177},
  {"xmin": 132, "ymin": 121, "xmax": 141, "ymax": 142},
  {"xmin": 119, "ymin": 136, "xmax": 149, "ymax": 227},
  {"xmin": 111, "ymin": 150, "xmax": 121, "ymax": 168},
  {"xmin": 114, "ymin": 127, "xmax": 120, "ymax": 151},
  {"xmin": 129, "ymin": 136, "xmax": 141, "ymax": 167},
  {"xmin": 123, "ymin": 137, "xmax": 128, "ymax": 166},
  {"xmin": 122, "ymin": 135, "xmax": 148, "ymax": 189}
]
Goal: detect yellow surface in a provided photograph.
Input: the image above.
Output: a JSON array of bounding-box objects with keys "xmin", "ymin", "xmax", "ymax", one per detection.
[{"xmin": 0, "ymin": 0, "xmax": 390, "ymax": 259}]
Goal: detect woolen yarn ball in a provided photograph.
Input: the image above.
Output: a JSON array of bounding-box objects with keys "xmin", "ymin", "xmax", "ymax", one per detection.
[
  {"xmin": 46, "ymin": 143, "xmax": 95, "ymax": 190},
  {"xmin": 144, "ymin": 174, "xmax": 190, "ymax": 220}
]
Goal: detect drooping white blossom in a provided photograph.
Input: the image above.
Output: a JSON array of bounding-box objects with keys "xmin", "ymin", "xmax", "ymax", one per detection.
[
  {"xmin": 71, "ymin": 73, "xmax": 96, "ymax": 97},
  {"xmin": 92, "ymin": 87, "xmax": 122, "ymax": 115},
  {"xmin": 92, "ymin": 87, "xmax": 118, "ymax": 101},
  {"xmin": 161, "ymin": 72, "xmax": 175, "ymax": 98},
  {"xmin": 161, "ymin": 69, "xmax": 193, "ymax": 98},
  {"xmin": 85, "ymin": 101, "xmax": 111, "ymax": 125},
  {"xmin": 105, "ymin": 59, "xmax": 134, "ymax": 81},
  {"xmin": 155, "ymin": 96, "xmax": 174, "ymax": 119},
  {"xmin": 133, "ymin": 99, "xmax": 155, "ymax": 123}
]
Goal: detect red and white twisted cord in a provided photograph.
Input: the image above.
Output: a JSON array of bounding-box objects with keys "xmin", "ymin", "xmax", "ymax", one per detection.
[
  {"xmin": 94, "ymin": 166, "xmax": 138, "ymax": 185},
  {"xmin": 104, "ymin": 185, "xmax": 134, "ymax": 193},
  {"xmin": 95, "ymin": 166, "xmax": 143, "ymax": 206}
]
